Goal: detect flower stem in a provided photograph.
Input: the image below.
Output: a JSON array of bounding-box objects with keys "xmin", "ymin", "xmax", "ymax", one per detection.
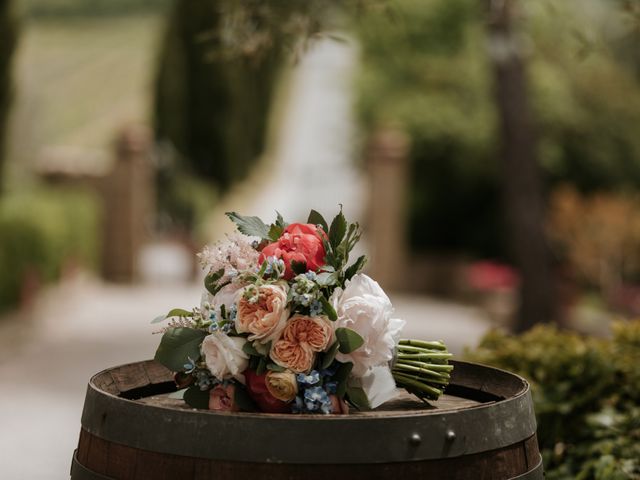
[{"xmin": 399, "ymin": 339, "xmax": 447, "ymax": 351}]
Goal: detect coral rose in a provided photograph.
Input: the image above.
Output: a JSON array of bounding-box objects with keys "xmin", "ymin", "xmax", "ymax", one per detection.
[
  {"xmin": 265, "ymin": 370, "xmax": 298, "ymax": 402},
  {"xmin": 270, "ymin": 315, "xmax": 333, "ymax": 373},
  {"xmin": 259, "ymin": 223, "xmax": 327, "ymax": 280},
  {"xmin": 209, "ymin": 384, "xmax": 239, "ymax": 411},
  {"xmin": 236, "ymin": 284, "xmax": 289, "ymax": 344}
]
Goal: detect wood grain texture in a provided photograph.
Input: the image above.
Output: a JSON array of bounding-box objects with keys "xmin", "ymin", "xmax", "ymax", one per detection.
[{"xmin": 76, "ymin": 429, "xmax": 540, "ymax": 480}]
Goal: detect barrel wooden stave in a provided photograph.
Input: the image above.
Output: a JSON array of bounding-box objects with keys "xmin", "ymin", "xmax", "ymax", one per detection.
[{"xmin": 72, "ymin": 360, "xmax": 543, "ymax": 480}]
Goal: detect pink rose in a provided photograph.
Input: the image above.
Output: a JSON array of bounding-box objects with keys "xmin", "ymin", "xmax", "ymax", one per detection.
[
  {"xmin": 209, "ymin": 384, "xmax": 239, "ymax": 411},
  {"xmin": 236, "ymin": 284, "xmax": 289, "ymax": 344},
  {"xmin": 329, "ymin": 395, "xmax": 349, "ymax": 414},
  {"xmin": 259, "ymin": 223, "xmax": 326, "ymax": 280},
  {"xmin": 270, "ymin": 315, "xmax": 333, "ymax": 373}
]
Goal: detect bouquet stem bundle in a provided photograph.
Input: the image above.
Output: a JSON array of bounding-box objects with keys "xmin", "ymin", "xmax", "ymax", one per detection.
[{"xmin": 392, "ymin": 339, "xmax": 453, "ymax": 401}]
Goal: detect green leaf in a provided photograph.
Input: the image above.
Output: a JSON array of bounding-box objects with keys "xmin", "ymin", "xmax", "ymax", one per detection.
[
  {"xmin": 307, "ymin": 209, "xmax": 329, "ymax": 233},
  {"xmin": 329, "ymin": 208, "xmax": 347, "ymax": 249},
  {"xmin": 233, "ymin": 384, "xmax": 258, "ymax": 412},
  {"xmin": 320, "ymin": 296, "xmax": 338, "ymax": 321},
  {"xmin": 268, "ymin": 223, "xmax": 284, "ymax": 242},
  {"xmin": 316, "ymin": 271, "xmax": 338, "ymax": 287},
  {"xmin": 204, "ymin": 268, "xmax": 225, "ymax": 295},
  {"xmin": 345, "ymin": 255, "xmax": 368, "ymax": 281},
  {"xmin": 267, "ymin": 363, "xmax": 286, "ymax": 372},
  {"xmin": 154, "ymin": 327, "xmax": 206, "ymax": 372},
  {"xmin": 275, "ymin": 211, "xmax": 287, "ymax": 228},
  {"xmin": 336, "ymin": 327, "xmax": 364, "ymax": 354},
  {"xmin": 346, "ymin": 386, "xmax": 371, "ymax": 411},
  {"xmin": 151, "ymin": 314, "xmax": 167, "ymax": 324},
  {"xmin": 242, "ymin": 342, "xmax": 261, "ymax": 357},
  {"xmin": 166, "ymin": 308, "xmax": 193, "ymax": 318},
  {"xmin": 334, "ymin": 361, "xmax": 353, "ymax": 397},
  {"xmin": 225, "ymin": 212, "xmax": 271, "ymax": 239},
  {"xmin": 184, "ymin": 385, "xmax": 210, "ymax": 409},
  {"xmin": 321, "ymin": 341, "xmax": 340, "ymax": 369},
  {"xmin": 290, "ymin": 260, "xmax": 307, "ymax": 275},
  {"xmin": 256, "ymin": 356, "xmax": 267, "ymax": 376}
]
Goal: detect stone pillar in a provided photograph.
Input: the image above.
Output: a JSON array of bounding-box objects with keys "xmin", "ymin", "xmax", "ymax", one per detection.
[
  {"xmin": 366, "ymin": 127, "xmax": 410, "ymax": 291},
  {"xmin": 101, "ymin": 125, "xmax": 154, "ymax": 282}
]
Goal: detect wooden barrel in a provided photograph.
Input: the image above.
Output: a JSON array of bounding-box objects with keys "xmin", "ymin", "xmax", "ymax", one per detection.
[{"xmin": 71, "ymin": 360, "xmax": 543, "ymax": 479}]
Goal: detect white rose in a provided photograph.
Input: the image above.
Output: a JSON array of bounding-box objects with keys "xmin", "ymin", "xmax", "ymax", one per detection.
[
  {"xmin": 200, "ymin": 283, "xmax": 243, "ymax": 314},
  {"xmin": 202, "ymin": 332, "xmax": 249, "ymax": 383},
  {"xmin": 331, "ymin": 274, "xmax": 406, "ymax": 378}
]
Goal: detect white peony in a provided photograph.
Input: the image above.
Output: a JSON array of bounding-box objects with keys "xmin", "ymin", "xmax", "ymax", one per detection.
[
  {"xmin": 331, "ymin": 274, "xmax": 406, "ymax": 378},
  {"xmin": 201, "ymin": 331, "xmax": 249, "ymax": 383}
]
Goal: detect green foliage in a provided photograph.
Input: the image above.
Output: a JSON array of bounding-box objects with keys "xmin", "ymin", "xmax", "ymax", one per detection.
[
  {"xmin": 154, "ymin": 327, "xmax": 206, "ymax": 372},
  {"xmin": 153, "ymin": 0, "xmax": 282, "ymax": 193},
  {"xmin": 0, "ymin": 0, "xmax": 18, "ymax": 193},
  {"xmin": 23, "ymin": 0, "xmax": 170, "ymax": 17},
  {"xmin": 335, "ymin": 327, "xmax": 365, "ymax": 354},
  {"xmin": 225, "ymin": 212, "xmax": 271, "ymax": 240},
  {"xmin": 0, "ymin": 187, "xmax": 100, "ymax": 312},
  {"xmin": 466, "ymin": 322, "xmax": 640, "ymax": 479},
  {"xmin": 356, "ymin": 0, "xmax": 640, "ymax": 259},
  {"xmin": 183, "ymin": 385, "xmax": 209, "ymax": 409}
]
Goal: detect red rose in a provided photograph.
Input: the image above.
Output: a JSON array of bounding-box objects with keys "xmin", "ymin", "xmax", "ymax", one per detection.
[
  {"xmin": 259, "ymin": 223, "xmax": 327, "ymax": 280},
  {"xmin": 244, "ymin": 369, "xmax": 291, "ymax": 413}
]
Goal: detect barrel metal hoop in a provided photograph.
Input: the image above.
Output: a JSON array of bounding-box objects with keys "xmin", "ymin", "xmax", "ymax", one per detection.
[
  {"xmin": 70, "ymin": 451, "xmax": 114, "ymax": 480},
  {"xmin": 80, "ymin": 361, "xmax": 538, "ymax": 464},
  {"xmin": 511, "ymin": 455, "xmax": 544, "ymax": 480}
]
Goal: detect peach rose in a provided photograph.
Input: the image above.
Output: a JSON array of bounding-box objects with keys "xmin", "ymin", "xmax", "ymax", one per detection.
[
  {"xmin": 259, "ymin": 223, "xmax": 327, "ymax": 280},
  {"xmin": 265, "ymin": 371, "xmax": 298, "ymax": 402},
  {"xmin": 270, "ymin": 315, "xmax": 333, "ymax": 373},
  {"xmin": 271, "ymin": 340, "xmax": 314, "ymax": 373},
  {"xmin": 209, "ymin": 384, "xmax": 239, "ymax": 411},
  {"xmin": 236, "ymin": 284, "xmax": 289, "ymax": 343}
]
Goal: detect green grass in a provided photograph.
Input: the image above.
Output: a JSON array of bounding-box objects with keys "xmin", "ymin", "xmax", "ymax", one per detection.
[{"xmin": 7, "ymin": 13, "xmax": 165, "ymax": 177}]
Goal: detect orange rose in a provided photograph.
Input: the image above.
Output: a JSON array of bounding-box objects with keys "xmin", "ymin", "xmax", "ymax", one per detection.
[
  {"xmin": 270, "ymin": 315, "xmax": 333, "ymax": 373},
  {"xmin": 236, "ymin": 284, "xmax": 289, "ymax": 343},
  {"xmin": 259, "ymin": 223, "xmax": 327, "ymax": 280}
]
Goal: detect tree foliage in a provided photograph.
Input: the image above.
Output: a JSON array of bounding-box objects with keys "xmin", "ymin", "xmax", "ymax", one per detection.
[{"xmin": 356, "ymin": 0, "xmax": 640, "ymax": 259}]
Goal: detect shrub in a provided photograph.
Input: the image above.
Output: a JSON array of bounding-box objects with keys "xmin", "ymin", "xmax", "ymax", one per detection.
[
  {"xmin": 0, "ymin": 187, "xmax": 100, "ymax": 312},
  {"xmin": 466, "ymin": 322, "xmax": 640, "ymax": 479}
]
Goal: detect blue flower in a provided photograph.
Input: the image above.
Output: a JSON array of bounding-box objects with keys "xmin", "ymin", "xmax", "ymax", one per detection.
[
  {"xmin": 297, "ymin": 370, "xmax": 320, "ymax": 386},
  {"xmin": 305, "ymin": 271, "xmax": 317, "ymax": 281},
  {"xmin": 309, "ymin": 300, "xmax": 323, "ymax": 316},
  {"xmin": 304, "ymin": 386, "xmax": 332, "ymax": 413}
]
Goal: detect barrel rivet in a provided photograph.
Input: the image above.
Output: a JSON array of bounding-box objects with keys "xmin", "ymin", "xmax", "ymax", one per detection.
[
  {"xmin": 409, "ymin": 433, "xmax": 422, "ymax": 445},
  {"xmin": 446, "ymin": 430, "xmax": 456, "ymax": 441}
]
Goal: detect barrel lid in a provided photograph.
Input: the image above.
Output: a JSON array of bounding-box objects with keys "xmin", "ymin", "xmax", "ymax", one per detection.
[{"xmin": 80, "ymin": 360, "xmax": 537, "ymax": 464}]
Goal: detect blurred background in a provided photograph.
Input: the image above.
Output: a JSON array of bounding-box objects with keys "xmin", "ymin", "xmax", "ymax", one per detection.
[{"xmin": 1, "ymin": 0, "xmax": 640, "ymax": 478}]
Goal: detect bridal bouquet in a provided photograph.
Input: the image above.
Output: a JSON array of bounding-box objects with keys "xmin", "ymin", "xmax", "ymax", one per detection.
[{"xmin": 153, "ymin": 209, "xmax": 453, "ymax": 413}]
